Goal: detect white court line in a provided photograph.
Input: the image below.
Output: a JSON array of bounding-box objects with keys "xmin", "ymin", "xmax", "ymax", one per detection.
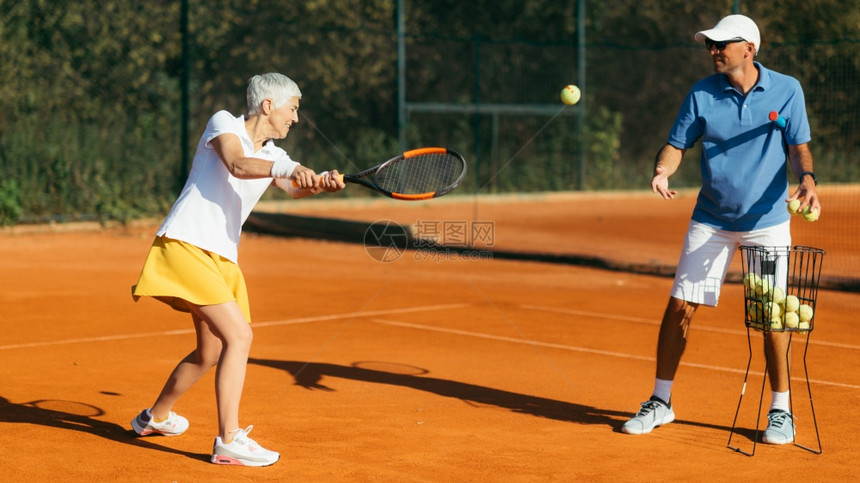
[
  {"xmin": 367, "ymin": 317, "xmax": 860, "ymax": 390},
  {"xmin": 251, "ymin": 303, "xmax": 472, "ymax": 329},
  {"xmin": 521, "ymin": 304, "xmax": 860, "ymax": 351},
  {"xmin": 0, "ymin": 303, "xmax": 472, "ymax": 351},
  {"xmin": 8, "ymin": 301, "xmax": 856, "ymax": 390}
]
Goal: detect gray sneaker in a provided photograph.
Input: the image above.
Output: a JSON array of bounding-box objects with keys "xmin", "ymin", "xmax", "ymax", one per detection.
[
  {"xmin": 762, "ymin": 409, "xmax": 795, "ymax": 444},
  {"xmin": 621, "ymin": 396, "xmax": 675, "ymax": 435}
]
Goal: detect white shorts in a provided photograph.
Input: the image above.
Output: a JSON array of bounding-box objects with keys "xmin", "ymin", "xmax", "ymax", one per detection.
[{"xmin": 671, "ymin": 220, "xmax": 791, "ymax": 307}]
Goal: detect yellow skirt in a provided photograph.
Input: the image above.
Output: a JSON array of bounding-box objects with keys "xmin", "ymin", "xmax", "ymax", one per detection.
[{"xmin": 132, "ymin": 236, "xmax": 252, "ymax": 322}]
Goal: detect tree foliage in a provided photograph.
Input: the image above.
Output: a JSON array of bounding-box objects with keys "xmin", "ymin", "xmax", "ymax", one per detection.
[{"xmin": 0, "ymin": 0, "xmax": 857, "ymax": 223}]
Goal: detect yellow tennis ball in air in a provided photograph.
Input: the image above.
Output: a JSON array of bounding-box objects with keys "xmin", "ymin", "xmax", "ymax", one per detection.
[
  {"xmin": 784, "ymin": 311, "xmax": 799, "ymax": 329},
  {"xmin": 787, "ymin": 199, "xmax": 801, "ymax": 215},
  {"xmin": 802, "ymin": 206, "xmax": 820, "ymax": 222},
  {"xmin": 798, "ymin": 304, "xmax": 814, "ymax": 322},
  {"xmin": 561, "ymin": 85, "xmax": 581, "ymax": 105},
  {"xmin": 784, "ymin": 295, "xmax": 800, "ymax": 313}
]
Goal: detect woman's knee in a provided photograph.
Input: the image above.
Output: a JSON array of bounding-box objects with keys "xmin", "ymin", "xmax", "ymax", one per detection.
[
  {"xmin": 197, "ymin": 343, "xmax": 222, "ymax": 368},
  {"xmin": 192, "ymin": 302, "xmax": 254, "ymax": 352},
  {"xmin": 223, "ymin": 324, "xmax": 253, "ymax": 352}
]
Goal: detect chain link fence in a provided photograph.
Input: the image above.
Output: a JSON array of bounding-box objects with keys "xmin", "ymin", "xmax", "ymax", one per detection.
[{"xmin": 1, "ymin": 0, "xmax": 857, "ymax": 286}]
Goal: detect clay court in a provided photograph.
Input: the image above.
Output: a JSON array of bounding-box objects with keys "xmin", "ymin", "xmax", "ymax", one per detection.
[{"xmin": 1, "ymin": 187, "xmax": 858, "ymax": 481}]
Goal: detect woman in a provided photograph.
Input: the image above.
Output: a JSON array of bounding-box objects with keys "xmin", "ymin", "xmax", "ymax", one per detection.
[{"xmin": 130, "ymin": 73, "xmax": 344, "ymax": 466}]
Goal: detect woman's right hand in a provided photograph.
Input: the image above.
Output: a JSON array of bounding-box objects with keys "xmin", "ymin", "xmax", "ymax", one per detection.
[{"xmin": 290, "ymin": 165, "xmax": 320, "ymax": 189}]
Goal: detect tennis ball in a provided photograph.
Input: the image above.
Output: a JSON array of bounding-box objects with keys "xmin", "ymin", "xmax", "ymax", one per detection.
[
  {"xmin": 770, "ymin": 315, "xmax": 784, "ymax": 331},
  {"xmin": 561, "ymin": 85, "xmax": 581, "ymax": 105},
  {"xmin": 802, "ymin": 206, "xmax": 819, "ymax": 222},
  {"xmin": 798, "ymin": 320, "xmax": 810, "ymax": 334},
  {"xmin": 763, "ymin": 301, "xmax": 781, "ymax": 320},
  {"xmin": 784, "ymin": 295, "xmax": 800, "ymax": 313},
  {"xmin": 756, "ymin": 278, "xmax": 772, "ymax": 297},
  {"xmin": 784, "ymin": 311, "xmax": 799, "ymax": 329},
  {"xmin": 743, "ymin": 273, "xmax": 761, "ymax": 295},
  {"xmin": 787, "ymin": 199, "xmax": 801, "ymax": 215},
  {"xmin": 798, "ymin": 304, "xmax": 814, "ymax": 322},
  {"xmin": 769, "ymin": 286, "xmax": 786, "ymax": 305},
  {"xmin": 747, "ymin": 301, "xmax": 762, "ymax": 321}
]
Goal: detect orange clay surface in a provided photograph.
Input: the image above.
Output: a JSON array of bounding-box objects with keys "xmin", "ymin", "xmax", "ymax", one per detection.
[{"xmin": 1, "ymin": 187, "xmax": 858, "ymax": 482}]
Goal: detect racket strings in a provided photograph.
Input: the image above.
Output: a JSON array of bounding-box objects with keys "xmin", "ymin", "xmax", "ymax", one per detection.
[{"xmin": 375, "ymin": 153, "xmax": 464, "ymax": 195}]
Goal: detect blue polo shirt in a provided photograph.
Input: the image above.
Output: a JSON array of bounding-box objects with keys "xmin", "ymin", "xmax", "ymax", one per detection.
[{"xmin": 668, "ymin": 62, "xmax": 811, "ymax": 231}]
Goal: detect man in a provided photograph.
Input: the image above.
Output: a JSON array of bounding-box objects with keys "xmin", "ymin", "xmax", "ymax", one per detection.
[{"xmin": 621, "ymin": 15, "xmax": 821, "ymax": 445}]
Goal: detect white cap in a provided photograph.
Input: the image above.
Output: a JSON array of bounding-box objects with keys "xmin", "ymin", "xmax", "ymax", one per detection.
[{"xmin": 695, "ymin": 14, "xmax": 761, "ymax": 55}]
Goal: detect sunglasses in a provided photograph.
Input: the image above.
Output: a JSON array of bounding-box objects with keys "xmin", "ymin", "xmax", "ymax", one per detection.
[{"xmin": 705, "ymin": 38, "xmax": 746, "ymax": 51}]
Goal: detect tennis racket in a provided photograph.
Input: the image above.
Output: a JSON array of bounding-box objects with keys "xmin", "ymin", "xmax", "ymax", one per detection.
[{"xmin": 294, "ymin": 147, "xmax": 466, "ymax": 201}]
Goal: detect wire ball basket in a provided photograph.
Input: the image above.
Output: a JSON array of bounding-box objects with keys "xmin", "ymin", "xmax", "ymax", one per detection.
[
  {"xmin": 730, "ymin": 245, "xmax": 826, "ymax": 456},
  {"xmin": 739, "ymin": 245, "xmax": 825, "ymax": 334}
]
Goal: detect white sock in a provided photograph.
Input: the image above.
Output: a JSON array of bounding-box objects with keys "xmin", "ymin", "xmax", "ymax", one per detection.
[
  {"xmin": 652, "ymin": 378, "xmax": 673, "ymax": 404},
  {"xmin": 770, "ymin": 390, "xmax": 790, "ymax": 412}
]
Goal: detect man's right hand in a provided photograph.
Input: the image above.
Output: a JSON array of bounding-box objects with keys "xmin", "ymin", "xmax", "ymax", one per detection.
[{"xmin": 652, "ymin": 165, "xmax": 678, "ymax": 200}]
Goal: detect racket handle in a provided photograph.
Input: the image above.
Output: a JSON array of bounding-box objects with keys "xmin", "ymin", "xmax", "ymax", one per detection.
[
  {"xmin": 768, "ymin": 111, "xmax": 787, "ymax": 128},
  {"xmin": 290, "ymin": 172, "xmax": 344, "ymax": 188}
]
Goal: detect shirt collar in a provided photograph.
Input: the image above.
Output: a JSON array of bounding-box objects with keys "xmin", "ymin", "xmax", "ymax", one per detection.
[
  {"xmin": 237, "ymin": 115, "xmax": 252, "ymax": 146},
  {"xmin": 752, "ymin": 61, "xmax": 770, "ymax": 92},
  {"xmin": 719, "ymin": 61, "xmax": 769, "ymax": 94},
  {"xmin": 237, "ymin": 114, "xmax": 274, "ymax": 153}
]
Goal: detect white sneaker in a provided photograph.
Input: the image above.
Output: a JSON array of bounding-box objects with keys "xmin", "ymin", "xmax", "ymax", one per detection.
[
  {"xmin": 621, "ymin": 396, "xmax": 675, "ymax": 435},
  {"xmin": 131, "ymin": 408, "xmax": 189, "ymax": 436},
  {"xmin": 762, "ymin": 409, "xmax": 795, "ymax": 445},
  {"xmin": 211, "ymin": 426, "xmax": 280, "ymax": 467}
]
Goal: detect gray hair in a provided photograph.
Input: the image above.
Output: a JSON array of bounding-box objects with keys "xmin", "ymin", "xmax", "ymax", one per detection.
[{"xmin": 246, "ymin": 73, "xmax": 302, "ymax": 116}]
